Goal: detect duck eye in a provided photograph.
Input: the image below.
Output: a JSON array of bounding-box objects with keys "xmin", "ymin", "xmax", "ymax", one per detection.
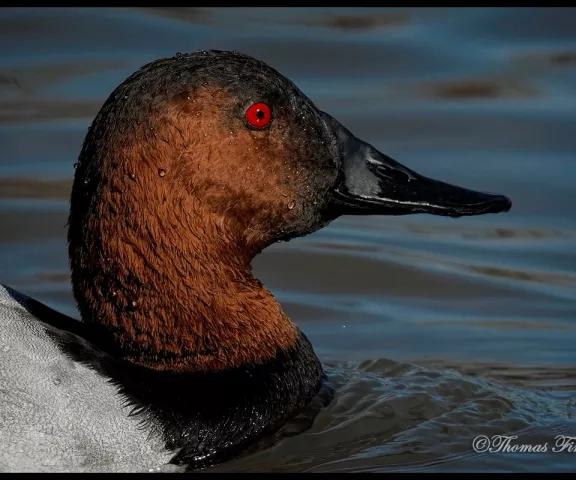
[{"xmin": 245, "ymin": 102, "xmax": 272, "ymax": 129}]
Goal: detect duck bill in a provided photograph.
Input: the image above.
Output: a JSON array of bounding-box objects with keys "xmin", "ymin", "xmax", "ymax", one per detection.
[{"xmin": 323, "ymin": 112, "xmax": 512, "ymax": 218}]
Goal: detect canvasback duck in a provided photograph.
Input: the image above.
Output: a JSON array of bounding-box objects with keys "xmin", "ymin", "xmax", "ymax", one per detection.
[{"xmin": 0, "ymin": 50, "xmax": 512, "ymax": 473}]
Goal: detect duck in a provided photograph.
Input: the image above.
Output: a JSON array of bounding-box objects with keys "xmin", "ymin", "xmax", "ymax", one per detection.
[{"xmin": 0, "ymin": 50, "xmax": 512, "ymax": 473}]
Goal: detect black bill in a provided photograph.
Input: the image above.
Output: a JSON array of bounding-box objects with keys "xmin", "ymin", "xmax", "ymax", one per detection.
[{"xmin": 323, "ymin": 112, "xmax": 512, "ymax": 218}]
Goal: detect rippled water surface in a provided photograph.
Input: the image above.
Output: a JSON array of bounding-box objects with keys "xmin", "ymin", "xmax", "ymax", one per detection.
[{"xmin": 1, "ymin": 7, "xmax": 575, "ymax": 472}]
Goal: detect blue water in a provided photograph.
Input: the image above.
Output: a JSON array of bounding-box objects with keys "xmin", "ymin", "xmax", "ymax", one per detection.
[{"xmin": 1, "ymin": 7, "xmax": 575, "ymax": 472}]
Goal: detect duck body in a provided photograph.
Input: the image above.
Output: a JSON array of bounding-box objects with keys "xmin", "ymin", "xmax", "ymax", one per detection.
[
  {"xmin": 0, "ymin": 284, "xmax": 325, "ymax": 472},
  {"xmin": 0, "ymin": 50, "xmax": 511, "ymax": 472},
  {"xmin": 0, "ymin": 285, "xmax": 175, "ymax": 472}
]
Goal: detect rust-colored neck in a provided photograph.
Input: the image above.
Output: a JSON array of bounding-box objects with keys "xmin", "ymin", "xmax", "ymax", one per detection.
[
  {"xmin": 70, "ymin": 187, "xmax": 298, "ymax": 372},
  {"xmin": 68, "ymin": 124, "xmax": 299, "ymax": 373}
]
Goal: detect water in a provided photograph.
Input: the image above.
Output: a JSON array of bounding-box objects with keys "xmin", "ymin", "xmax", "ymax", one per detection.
[{"xmin": 1, "ymin": 7, "xmax": 575, "ymax": 472}]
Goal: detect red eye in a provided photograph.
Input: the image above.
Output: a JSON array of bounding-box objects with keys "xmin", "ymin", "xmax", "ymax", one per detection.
[{"xmin": 245, "ymin": 102, "xmax": 272, "ymax": 129}]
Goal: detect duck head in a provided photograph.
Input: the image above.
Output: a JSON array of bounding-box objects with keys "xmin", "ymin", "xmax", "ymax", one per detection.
[{"xmin": 68, "ymin": 50, "xmax": 511, "ymax": 373}]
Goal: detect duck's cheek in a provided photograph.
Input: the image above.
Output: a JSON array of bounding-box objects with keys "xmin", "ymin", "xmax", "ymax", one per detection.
[
  {"xmin": 268, "ymin": 195, "xmax": 338, "ymax": 243},
  {"xmin": 276, "ymin": 163, "xmax": 341, "ymax": 238}
]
